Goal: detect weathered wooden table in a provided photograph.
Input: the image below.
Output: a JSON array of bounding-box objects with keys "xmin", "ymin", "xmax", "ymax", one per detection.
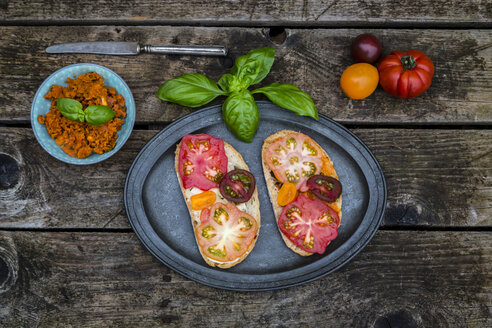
[{"xmin": 0, "ymin": 1, "xmax": 491, "ymax": 327}]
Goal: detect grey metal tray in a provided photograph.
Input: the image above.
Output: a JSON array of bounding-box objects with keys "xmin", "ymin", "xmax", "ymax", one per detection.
[{"xmin": 124, "ymin": 101, "xmax": 386, "ymax": 291}]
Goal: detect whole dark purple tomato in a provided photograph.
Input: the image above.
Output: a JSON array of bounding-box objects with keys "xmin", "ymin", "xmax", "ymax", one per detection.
[{"xmin": 350, "ymin": 33, "xmax": 382, "ymax": 64}]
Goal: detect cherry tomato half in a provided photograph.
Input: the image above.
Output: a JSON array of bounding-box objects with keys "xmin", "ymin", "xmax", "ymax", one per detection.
[
  {"xmin": 340, "ymin": 63, "xmax": 379, "ymax": 100},
  {"xmin": 219, "ymin": 169, "xmax": 256, "ymax": 203},
  {"xmin": 307, "ymin": 175, "xmax": 342, "ymax": 202}
]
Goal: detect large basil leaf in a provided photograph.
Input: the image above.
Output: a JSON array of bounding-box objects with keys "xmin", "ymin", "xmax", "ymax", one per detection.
[
  {"xmin": 231, "ymin": 47, "xmax": 275, "ymax": 88},
  {"xmin": 222, "ymin": 90, "xmax": 259, "ymax": 143},
  {"xmin": 156, "ymin": 73, "xmax": 225, "ymax": 107},
  {"xmin": 252, "ymin": 83, "xmax": 319, "ymax": 120},
  {"xmin": 57, "ymin": 98, "xmax": 85, "ymax": 123},
  {"xmin": 84, "ymin": 105, "xmax": 115, "ymax": 126}
]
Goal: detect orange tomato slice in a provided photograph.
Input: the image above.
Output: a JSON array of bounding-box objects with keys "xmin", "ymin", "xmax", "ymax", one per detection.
[
  {"xmin": 190, "ymin": 190, "xmax": 216, "ymax": 211},
  {"xmin": 277, "ymin": 182, "xmax": 298, "ymax": 206}
]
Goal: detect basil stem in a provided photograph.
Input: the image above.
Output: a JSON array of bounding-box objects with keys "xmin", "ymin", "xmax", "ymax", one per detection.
[
  {"xmin": 57, "ymin": 98, "xmax": 85, "ymax": 123},
  {"xmin": 222, "ymin": 90, "xmax": 259, "ymax": 143},
  {"xmin": 84, "ymin": 105, "xmax": 115, "ymax": 126},
  {"xmin": 252, "ymin": 83, "xmax": 319, "ymax": 120},
  {"xmin": 230, "ymin": 47, "xmax": 275, "ymax": 89},
  {"xmin": 156, "ymin": 73, "xmax": 225, "ymax": 107}
]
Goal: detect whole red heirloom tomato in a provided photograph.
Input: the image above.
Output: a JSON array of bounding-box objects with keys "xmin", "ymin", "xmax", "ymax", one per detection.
[{"xmin": 378, "ymin": 50, "xmax": 434, "ymax": 98}]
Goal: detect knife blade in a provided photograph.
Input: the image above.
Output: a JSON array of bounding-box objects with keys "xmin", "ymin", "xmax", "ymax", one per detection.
[{"xmin": 46, "ymin": 42, "xmax": 228, "ymax": 56}]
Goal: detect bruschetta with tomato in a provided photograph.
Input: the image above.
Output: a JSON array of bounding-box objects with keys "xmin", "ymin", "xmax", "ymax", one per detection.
[
  {"xmin": 261, "ymin": 130, "xmax": 342, "ymax": 256},
  {"xmin": 175, "ymin": 134, "xmax": 260, "ymax": 268}
]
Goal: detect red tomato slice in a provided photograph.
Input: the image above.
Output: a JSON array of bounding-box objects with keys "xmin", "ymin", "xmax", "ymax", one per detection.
[
  {"xmin": 278, "ymin": 195, "xmax": 339, "ymax": 254},
  {"xmin": 196, "ymin": 202, "xmax": 258, "ymax": 262},
  {"xmin": 264, "ymin": 132, "xmax": 324, "ymax": 192},
  {"xmin": 178, "ymin": 134, "xmax": 228, "ymax": 190}
]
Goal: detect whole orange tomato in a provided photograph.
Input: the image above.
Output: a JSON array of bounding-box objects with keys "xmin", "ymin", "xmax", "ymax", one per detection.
[
  {"xmin": 378, "ymin": 49, "xmax": 434, "ymax": 98},
  {"xmin": 340, "ymin": 63, "xmax": 379, "ymax": 99}
]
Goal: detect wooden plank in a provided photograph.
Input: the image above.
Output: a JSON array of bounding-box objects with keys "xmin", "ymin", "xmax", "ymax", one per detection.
[
  {"xmin": 0, "ymin": 26, "xmax": 491, "ymax": 124},
  {"xmin": 0, "ymin": 128, "xmax": 144, "ymax": 229},
  {"xmin": 0, "ymin": 0, "xmax": 490, "ymax": 27},
  {"xmin": 0, "ymin": 127, "xmax": 490, "ymax": 229},
  {"xmin": 0, "ymin": 230, "xmax": 490, "ymax": 327},
  {"xmin": 354, "ymin": 128, "xmax": 492, "ymax": 227}
]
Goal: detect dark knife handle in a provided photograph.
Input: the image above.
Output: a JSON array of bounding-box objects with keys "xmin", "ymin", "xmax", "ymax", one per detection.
[{"xmin": 140, "ymin": 45, "xmax": 228, "ymax": 56}]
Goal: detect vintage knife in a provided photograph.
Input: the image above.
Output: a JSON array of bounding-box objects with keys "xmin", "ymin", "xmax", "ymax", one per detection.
[{"xmin": 46, "ymin": 42, "xmax": 228, "ymax": 56}]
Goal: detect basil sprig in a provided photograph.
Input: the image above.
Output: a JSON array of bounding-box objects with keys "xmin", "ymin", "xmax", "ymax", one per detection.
[
  {"xmin": 155, "ymin": 47, "xmax": 318, "ymax": 142},
  {"xmin": 57, "ymin": 98, "xmax": 115, "ymax": 126}
]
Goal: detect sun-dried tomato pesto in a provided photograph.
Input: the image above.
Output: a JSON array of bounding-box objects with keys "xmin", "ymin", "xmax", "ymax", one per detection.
[{"xmin": 38, "ymin": 72, "xmax": 126, "ymax": 158}]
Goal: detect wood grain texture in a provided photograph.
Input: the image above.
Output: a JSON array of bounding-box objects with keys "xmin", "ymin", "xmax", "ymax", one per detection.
[
  {"xmin": 0, "ymin": 127, "xmax": 490, "ymax": 229},
  {"xmin": 354, "ymin": 129, "xmax": 492, "ymax": 227},
  {"xmin": 0, "ymin": 26, "xmax": 490, "ymax": 124},
  {"xmin": 0, "ymin": 128, "xmax": 146, "ymax": 229},
  {"xmin": 0, "ymin": 230, "xmax": 490, "ymax": 327},
  {"xmin": 0, "ymin": 0, "xmax": 490, "ymax": 27}
]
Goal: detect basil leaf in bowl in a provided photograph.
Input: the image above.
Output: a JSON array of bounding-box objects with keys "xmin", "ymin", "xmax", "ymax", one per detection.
[
  {"xmin": 57, "ymin": 98, "xmax": 85, "ymax": 122},
  {"xmin": 84, "ymin": 105, "xmax": 115, "ymax": 126}
]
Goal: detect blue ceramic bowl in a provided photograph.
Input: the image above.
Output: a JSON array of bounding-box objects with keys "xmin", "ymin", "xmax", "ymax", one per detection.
[{"xmin": 31, "ymin": 63, "xmax": 135, "ymax": 164}]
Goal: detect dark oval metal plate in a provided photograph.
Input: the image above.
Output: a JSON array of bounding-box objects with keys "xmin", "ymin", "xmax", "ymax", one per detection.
[{"xmin": 124, "ymin": 101, "xmax": 386, "ymax": 291}]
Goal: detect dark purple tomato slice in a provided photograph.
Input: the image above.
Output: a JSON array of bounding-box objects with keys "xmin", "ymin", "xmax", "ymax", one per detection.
[
  {"xmin": 219, "ymin": 169, "xmax": 256, "ymax": 203},
  {"xmin": 307, "ymin": 175, "xmax": 342, "ymax": 202}
]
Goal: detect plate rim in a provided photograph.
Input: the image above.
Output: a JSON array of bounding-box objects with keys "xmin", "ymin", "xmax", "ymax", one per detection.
[{"xmin": 124, "ymin": 101, "xmax": 387, "ymax": 291}]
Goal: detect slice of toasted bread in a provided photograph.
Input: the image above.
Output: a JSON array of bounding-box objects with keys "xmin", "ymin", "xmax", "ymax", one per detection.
[
  {"xmin": 175, "ymin": 138, "xmax": 260, "ymax": 269},
  {"xmin": 261, "ymin": 130, "xmax": 342, "ymax": 256}
]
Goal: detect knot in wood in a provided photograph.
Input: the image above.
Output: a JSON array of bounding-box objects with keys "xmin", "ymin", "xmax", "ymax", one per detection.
[
  {"xmin": 268, "ymin": 27, "xmax": 287, "ymax": 44},
  {"xmin": 374, "ymin": 310, "xmax": 418, "ymax": 328},
  {"xmin": 0, "ymin": 154, "xmax": 20, "ymax": 190},
  {"xmin": 0, "ymin": 234, "xmax": 18, "ymax": 294}
]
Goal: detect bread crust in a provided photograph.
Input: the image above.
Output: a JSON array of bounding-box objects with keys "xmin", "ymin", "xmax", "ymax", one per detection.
[
  {"xmin": 175, "ymin": 139, "xmax": 260, "ymax": 269},
  {"xmin": 261, "ymin": 130, "xmax": 342, "ymax": 256}
]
